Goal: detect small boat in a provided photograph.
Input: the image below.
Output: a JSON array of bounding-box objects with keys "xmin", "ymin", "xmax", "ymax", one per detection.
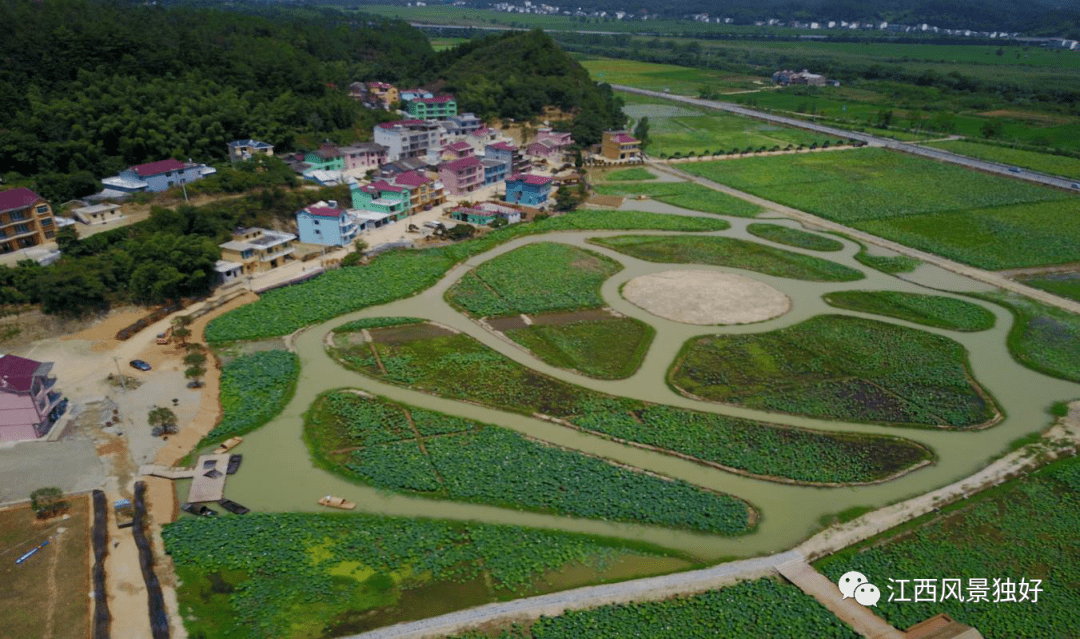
[
  {"xmin": 213, "ymin": 437, "xmax": 243, "ymax": 455},
  {"xmin": 217, "ymin": 498, "xmax": 250, "ymax": 515},
  {"xmin": 318, "ymin": 495, "xmax": 356, "ymax": 510},
  {"xmin": 181, "ymin": 503, "xmax": 217, "ymax": 517},
  {"xmin": 226, "ymin": 454, "xmax": 242, "ymax": 475}
]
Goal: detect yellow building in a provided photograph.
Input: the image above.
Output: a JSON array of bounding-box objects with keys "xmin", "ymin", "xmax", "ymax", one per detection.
[
  {"xmin": 0, "ymin": 188, "xmax": 56, "ymax": 254},
  {"xmin": 218, "ymin": 227, "xmax": 298, "ymax": 276},
  {"xmin": 601, "ymin": 130, "xmax": 641, "ymax": 161}
]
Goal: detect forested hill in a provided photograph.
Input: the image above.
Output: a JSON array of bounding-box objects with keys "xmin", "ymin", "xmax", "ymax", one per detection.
[
  {"xmin": 434, "ymin": 30, "xmax": 625, "ymax": 145},
  {"xmin": 0, "ymin": 0, "xmax": 434, "ymax": 200}
]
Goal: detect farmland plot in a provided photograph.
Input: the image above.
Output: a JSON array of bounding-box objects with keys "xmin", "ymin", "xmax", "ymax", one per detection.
[
  {"xmin": 746, "ymin": 223, "xmax": 844, "ymax": 252},
  {"xmin": 592, "ymin": 182, "xmax": 763, "ymax": 218},
  {"xmin": 823, "ymin": 291, "xmax": 996, "ymax": 332},
  {"xmin": 305, "ymin": 391, "xmax": 754, "ymax": 534},
  {"xmin": 330, "ymin": 322, "xmax": 933, "ymax": 484},
  {"xmin": 201, "ymin": 349, "xmax": 299, "ymax": 446},
  {"xmin": 974, "ymin": 291, "xmax": 1080, "ymax": 383},
  {"xmin": 670, "ymin": 315, "xmax": 999, "ymax": 428}
]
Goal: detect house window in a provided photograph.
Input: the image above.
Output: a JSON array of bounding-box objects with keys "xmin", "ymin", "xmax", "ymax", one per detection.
[
  {"xmin": 10, "ymin": 211, "xmax": 27, "ymax": 221},
  {"xmin": 242, "ymin": 249, "xmax": 254, "ymax": 259},
  {"xmin": 41, "ymin": 218, "xmax": 53, "ymax": 227},
  {"xmin": 36, "ymin": 205, "xmax": 49, "ymax": 214},
  {"xmin": 45, "ymin": 230, "xmax": 55, "ymax": 239},
  {"xmin": 15, "ymin": 224, "xmax": 31, "ymax": 234}
]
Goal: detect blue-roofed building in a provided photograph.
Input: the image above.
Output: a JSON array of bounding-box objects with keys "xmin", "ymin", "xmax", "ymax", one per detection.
[
  {"xmin": 295, "ymin": 200, "xmax": 359, "ymax": 247},
  {"xmin": 504, "ymin": 173, "xmax": 553, "ymax": 207},
  {"xmin": 227, "ymin": 139, "xmax": 274, "ymax": 163}
]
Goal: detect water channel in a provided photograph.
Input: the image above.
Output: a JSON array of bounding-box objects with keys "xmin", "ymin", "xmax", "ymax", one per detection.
[{"xmin": 218, "ymin": 202, "xmax": 1080, "ymax": 562}]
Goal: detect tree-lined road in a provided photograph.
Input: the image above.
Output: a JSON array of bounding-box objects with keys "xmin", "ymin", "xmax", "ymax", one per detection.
[{"xmin": 613, "ymin": 85, "xmax": 1080, "ymax": 192}]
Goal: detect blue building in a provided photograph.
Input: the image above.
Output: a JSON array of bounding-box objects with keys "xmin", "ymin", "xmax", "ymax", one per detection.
[
  {"xmin": 482, "ymin": 159, "xmax": 508, "ymax": 186},
  {"xmin": 295, "ymin": 200, "xmax": 359, "ymax": 247},
  {"xmin": 101, "ymin": 159, "xmax": 214, "ymax": 194},
  {"xmin": 504, "ymin": 173, "xmax": 553, "ymax": 207}
]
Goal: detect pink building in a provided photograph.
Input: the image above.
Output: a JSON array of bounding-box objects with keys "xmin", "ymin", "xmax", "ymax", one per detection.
[
  {"xmin": 438, "ymin": 155, "xmax": 483, "ymax": 195},
  {"xmin": 528, "ymin": 128, "xmax": 573, "ymax": 158},
  {"xmin": 441, "ymin": 141, "xmax": 474, "ymax": 161},
  {"xmin": 0, "ymin": 354, "xmax": 63, "ymax": 442},
  {"xmin": 340, "ymin": 143, "xmax": 388, "ymax": 172}
]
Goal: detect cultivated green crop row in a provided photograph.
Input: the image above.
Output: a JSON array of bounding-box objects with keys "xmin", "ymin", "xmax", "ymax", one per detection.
[
  {"xmin": 205, "ymin": 210, "xmax": 730, "ymax": 342},
  {"xmin": 975, "ymin": 291, "xmax": 1080, "ymax": 383},
  {"xmin": 505, "ymin": 317, "xmax": 654, "ymax": 379},
  {"xmin": 592, "ymin": 181, "xmax": 763, "ymax": 217},
  {"xmin": 671, "ymin": 314, "xmax": 998, "ymax": 428},
  {"xmin": 201, "ymin": 350, "xmax": 298, "ymax": 446},
  {"xmin": 589, "ymin": 235, "xmax": 864, "ymax": 281},
  {"xmin": 823, "ymin": 291, "xmax": 996, "ymax": 332},
  {"xmin": 164, "ymin": 513, "xmax": 676, "ymax": 639},
  {"xmin": 307, "ymin": 391, "xmax": 753, "ymax": 534},
  {"xmin": 816, "ymin": 455, "xmax": 1080, "ymax": 637},
  {"xmin": 447, "ymin": 243, "xmax": 621, "ymax": 317},
  {"xmin": 746, "ymin": 223, "xmax": 844, "ymax": 252},
  {"xmin": 330, "ymin": 324, "xmax": 932, "ymax": 484},
  {"xmin": 452, "ymin": 578, "xmax": 859, "ymax": 638}
]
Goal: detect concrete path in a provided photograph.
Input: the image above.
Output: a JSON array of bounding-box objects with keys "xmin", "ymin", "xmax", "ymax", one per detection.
[
  {"xmin": 649, "ymin": 162, "xmax": 1080, "ymax": 316},
  {"xmin": 347, "ymin": 550, "xmax": 803, "ymax": 639},
  {"xmin": 776, "ymin": 559, "xmax": 905, "ymax": 639},
  {"xmin": 614, "ymin": 84, "xmax": 1080, "ymax": 192}
]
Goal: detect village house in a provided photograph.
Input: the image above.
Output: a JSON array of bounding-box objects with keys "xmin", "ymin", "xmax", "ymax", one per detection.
[
  {"xmin": 227, "ymin": 139, "xmax": 274, "ymax": 163},
  {"xmin": 439, "ymin": 155, "xmax": 484, "ymax": 196},
  {"xmin": 464, "ymin": 126, "xmax": 501, "ymax": 154},
  {"xmin": 504, "ymin": 173, "xmax": 553, "ymax": 207},
  {"xmin": 349, "ymin": 81, "xmax": 399, "ymax": 110},
  {"xmin": 486, "ymin": 142, "xmax": 530, "ymax": 175},
  {"xmin": 350, "ymin": 180, "xmax": 412, "ymax": 223},
  {"xmin": 449, "ymin": 202, "xmax": 521, "ymax": 226},
  {"xmin": 374, "ymin": 120, "xmax": 446, "ymax": 163},
  {"xmin": 101, "ymin": 159, "xmax": 215, "ymax": 194},
  {"xmin": 0, "ymin": 188, "xmax": 57, "ymax": 253},
  {"xmin": 482, "ymin": 159, "xmax": 509, "ymax": 186},
  {"xmin": 527, "ymin": 127, "xmax": 573, "ymax": 159},
  {"xmin": 377, "ymin": 157, "xmax": 431, "ymax": 179},
  {"xmin": 399, "ymin": 88, "xmax": 433, "ymax": 103},
  {"xmin": 600, "ymin": 130, "xmax": 641, "ymax": 161},
  {"xmin": 441, "ymin": 141, "xmax": 475, "ymax": 162},
  {"xmin": 0, "ymin": 354, "xmax": 64, "ymax": 442},
  {"xmin": 391, "ymin": 170, "xmax": 445, "ymax": 213},
  {"xmin": 218, "ymin": 227, "xmax": 298, "ymax": 277},
  {"xmin": 304, "ymin": 145, "xmax": 346, "ymax": 172},
  {"xmin": 405, "ymin": 95, "xmax": 458, "ymax": 120},
  {"xmin": 295, "ymin": 200, "xmax": 359, "ymax": 247},
  {"xmin": 440, "ymin": 113, "xmax": 484, "ymax": 138},
  {"xmin": 69, "ymin": 201, "xmax": 123, "ymax": 226},
  {"xmin": 340, "ymin": 143, "xmax": 388, "ymax": 173}
]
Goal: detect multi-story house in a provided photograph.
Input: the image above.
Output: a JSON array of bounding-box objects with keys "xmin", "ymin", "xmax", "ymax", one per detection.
[
  {"xmin": 391, "ymin": 171, "xmax": 445, "ymax": 213},
  {"xmin": 399, "ymin": 88, "xmax": 433, "ymax": 103},
  {"xmin": 340, "ymin": 143, "xmax": 388, "ymax": 173},
  {"xmin": 438, "ymin": 155, "xmax": 483, "ymax": 196},
  {"xmin": 527, "ymin": 128, "xmax": 574, "ymax": 159},
  {"xmin": 218, "ymin": 227, "xmax": 298, "ymax": 275},
  {"xmin": 449, "ymin": 202, "xmax": 521, "ymax": 226},
  {"xmin": 101, "ymin": 159, "xmax": 215, "ymax": 194},
  {"xmin": 485, "ymin": 142, "xmax": 530, "ymax": 175},
  {"xmin": 350, "ymin": 180, "xmax": 411, "ymax": 222},
  {"xmin": 601, "ymin": 130, "xmax": 642, "ymax": 161},
  {"xmin": 441, "ymin": 141, "xmax": 474, "ymax": 162},
  {"xmin": 374, "ymin": 120, "xmax": 446, "ymax": 163},
  {"xmin": 504, "ymin": 173, "xmax": 553, "ymax": 207},
  {"xmin": 482, "ymin": 159, "xmax": 509, "ymax": 186},
  {"xmin": 295, "ymin": 200, "xmax": 359, "ymax": 247},
  {"xmin": 0, "ymin": 188, "xmax": 56, "ymax": 253},
  {"xmin": 0, "ymin": 354, "xmax": 64, "ymax": 441},
  {"xmin": 303, "ymin": 145, "xmax": 345, "ymax": 172},
  {"xmin": 405, "ymin": 95, "xmax": 458, "ymax": 120},
  {"xmin": 227, "ymin": 139, "xmax": 274, "ymax": 163},
  {"xmin": 465, "ymin": 127, "xmax": 501, "ymax": 154},
  {"xmin": 363, "ymin": 81, "xmax": 399, "ymax": 109},
  {"xmin": 441, "ymin": 113, "xmax": 484, "ymax": 138}
]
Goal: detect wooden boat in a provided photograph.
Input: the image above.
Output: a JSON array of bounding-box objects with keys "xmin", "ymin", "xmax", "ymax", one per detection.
[
  {"xmin": 213, "ymin": 437, "xmax": 243, "ymax": 455},
  {"xmin": 226, "ymin": 454, "xmax": 242, "ymax": 475},
  {"xmin": 318, "ymin": 495, "xmax": 356, "ymax": 510},
  {"xmin": 217, "ymin": 498, "xmax": 250, "ymax": 515},
  {"xmin": 181, "ymin": 502, "xmax": 217, "ymax": 517}
]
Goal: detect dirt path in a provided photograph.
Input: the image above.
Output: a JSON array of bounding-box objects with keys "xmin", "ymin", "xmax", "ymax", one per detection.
[
  {"xmin": 42, "ymin": 521, "xmax": 62, "ymax": 639},
  {"xmin": 650, "ymin": 162, "xmax": 1080, "ymax": 316},
  {"xmin": 776, "ymin": 559, "xmax": 904, "ymax": 639},
  {"xmin": 996, "ymin": 263, "xmax": 1080, "ymax": 279}
]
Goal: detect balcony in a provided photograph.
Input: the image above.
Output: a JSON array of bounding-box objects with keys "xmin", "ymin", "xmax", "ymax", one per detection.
[{"xmin": 259, "ymin": 247, "xmax": 296, "ymax": 263}]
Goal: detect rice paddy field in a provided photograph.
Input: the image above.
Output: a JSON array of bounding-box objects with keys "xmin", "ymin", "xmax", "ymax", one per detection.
[
  {"xmin": 680, "ymin": 148, "xmax": 1080, "ymax": 270},
  {"xmin": 578, "ymin": 57, "xmax": 763, "ymax": 95},
  {"xmin": 921, "ymin": 140, "xmax": 1080, "ymax": 180}
]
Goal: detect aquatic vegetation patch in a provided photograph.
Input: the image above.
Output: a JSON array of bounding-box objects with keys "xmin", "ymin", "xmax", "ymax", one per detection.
[
  {"xmin": 670, "ymin": 314, "xmax": 998, "ymax": 428},
  {"xmin": 823, "ymin": 291, "xmax": 995, "ymax": 332},
  {"xmin": 746, "ymin": 223, "xmax": 845, "ymax": 251},
  {"xmin": 305, "ymin": 391, "xmax": 754, "ymax": 535},
  {"xmin": 330, "ymin": 324, "xmax": 933, "ymax": 484},
  {"xmin": 590, "ymin": 235, "xmax": 864, "ymax": 282},
  {"xmin": 974, "ymin": 291, "xmax": 1080, "ymax": 383},
  {"xmin": 201, "ymin": 350, "xmax": 299, "ymax": 446},
  {"xmin": 504, "ymin": 316, "xmax": 654, "ymax": 379},
  {"xmin": 593, "ymin": 181, "xmax": 763, "ymax": 217}
]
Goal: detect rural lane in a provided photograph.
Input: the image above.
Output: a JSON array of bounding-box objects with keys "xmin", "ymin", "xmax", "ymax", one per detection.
[
  {"xmin": 612, "ymin": 84, "xmax": 1080, "ymax": 192},
  {"xmin": 649, "ymin": 162, "xmax": 1080, "ymax": 316}
]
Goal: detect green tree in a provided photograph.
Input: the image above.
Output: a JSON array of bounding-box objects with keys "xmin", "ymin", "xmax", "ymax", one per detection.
[
  {"xmin": 171, "ymin": 315, "xmax": 193, "ymax": 346},
  {"xmin": 633, "ymin": 116, "xmax": 650, "ymax": 151},
  {"xmin": 981, "ymin": 119, "xmax": 1004, "ymax": 139},
  {"xmin": 34, "ymin": 264, "xmax": 108, "ymax": 317},
  {"xmin": 30, "ymin": 487, "xmax": 67, "ymax": 519},
  {"xmin": 55, "ymin": 225, "xmax": 80, "ymax": 255},
  {"xmin": 148, "ymin": 406, "xmax": 177, "ymax": 433}
]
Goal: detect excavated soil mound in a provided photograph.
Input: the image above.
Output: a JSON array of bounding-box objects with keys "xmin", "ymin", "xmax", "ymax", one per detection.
[{"xmin": 622, "ymin": 270, "xmax": 791, "ymax": 325}]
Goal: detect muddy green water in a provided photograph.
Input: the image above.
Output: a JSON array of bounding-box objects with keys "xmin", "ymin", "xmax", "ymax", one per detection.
[{"xmin": 218, "ymin": 204, "xmax": 1080, "ymax": 563}]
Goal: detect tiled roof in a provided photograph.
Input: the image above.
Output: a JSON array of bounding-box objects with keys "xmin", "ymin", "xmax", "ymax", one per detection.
[
  {"xmin": 611, "ymin": 133, "xmax": 639, "ymax": 144},
  {"xmin": 304, "ymin": 206, "xmax": 344, "ymax": 218},
  {"xmin": 369, "ymin": 180, "xmax": 406, "ymax": 193},
  {"xmin": 314, "ymin": 145, "xmax": 342, "ymax": 160},
  {"xmin": 488, "ymin": 142, "xmax": 518, "ymax": 151},
  {"xmin": 377, "ymin": 119, "xmax": 425, "ymax": 129},
  {"xmin": 132, "ymin": 159, "xmax": 185, "ymax": 176},
  {"xmin": 508, "ymin": 173, "xmax": 553, "ymax": 186},
  {"xmin": 0, "ymin": 187, "xmax": 43, "ymax": 212},
  {"xmin": 228, "ymin": 139, "xmax": 272, "ymax": 149},
  {"xmin": 418, "ymin": 95, "xmax": 455, "ymax": 104},
  {"xmin": 0, "ymin": 354, "xmax": 49, "ymax": 393},
  {"xmin": 445, "ymin": 141, "xmax": 472, "ymax": 151},
  {"xmin": 392, "ymin": 171, "xmax": 432, "ymax": 187},
  {"xmin": 440, "ymin": 156, "xmax": 482, "ymax": 172}
]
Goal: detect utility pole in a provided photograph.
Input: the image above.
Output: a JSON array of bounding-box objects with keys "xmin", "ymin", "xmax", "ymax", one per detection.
[{"xmin": 113, "ymin": 357, "xmax": 126, "ymax": 392}]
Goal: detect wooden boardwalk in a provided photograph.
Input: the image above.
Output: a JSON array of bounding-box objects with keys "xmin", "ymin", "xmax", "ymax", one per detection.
[
  {"xmin": 776, "ymin": 559, "xmax": 905, "ymax": 639},
  {"xmin": 186, "ymin": 454, "xmax": 231, "ymax": 503},
  {"xmin": 138, "ymin": 465, "xmax": 195, "ymax": 480}
]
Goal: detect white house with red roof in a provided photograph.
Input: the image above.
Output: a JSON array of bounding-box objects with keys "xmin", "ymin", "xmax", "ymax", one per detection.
[
  {"xmin": 295, "ymin": 200, "xmax": 360, "ymax": 247},
  {"xmin": 101, "ymin": 158, "xmax": 216, "ymax": 194},
  {"xmin": 0, "ymin": 354, "xmax": 64, "ymax": 442}
]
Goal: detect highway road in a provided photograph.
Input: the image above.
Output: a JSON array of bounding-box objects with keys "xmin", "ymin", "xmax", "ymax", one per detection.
[{"xmin": 612, "ymin": 84, "xmax": 1080, "ymax": 192}]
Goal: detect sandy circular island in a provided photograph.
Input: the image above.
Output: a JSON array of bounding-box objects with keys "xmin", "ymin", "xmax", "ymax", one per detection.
[{"xmin": 622, "ymin": 269, "xmax": 791, "ymax": 325}]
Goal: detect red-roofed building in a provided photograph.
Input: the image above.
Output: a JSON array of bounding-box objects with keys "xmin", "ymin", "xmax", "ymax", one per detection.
[
  {"xmin": 439, "ymin": 155, "xmax": 483, "ymax": 195},
  {"xmin": 505, "ymin": 173, "xmax": 553, "ymax": 206},
  {"xmin": 405, "ymin": 94, "xmax": 457, "ymax": 120},
  {"xmin": 0, "ymin": 188, "xmax": 56, "ymax": 253},
  {"xmin": 601, "ymin": 130, "xmax": 641, "ymax": 160},
  {"xmin": 102, "ymin": 159, "xmax": 215, "ymax": 193},
  {"xmin": 0, "ymin": 354, "xmax": 63, "ymax": 441},
  {"xmin": 390, "ymin": 170, "xmax": 445, "ymax": 213},
  {"xmin": 441, "ymin": 141, "xmax": 474, "ymax": 162},
  {"xmin": 296, "ymin": 200, "xmax": 359, "ymax": 246},
  {"xmin": 528, "ymin": 127, "xmax": 574, "ymax": 159},
  {"xmin": 485, "ymin": 142, "xmax": 530, "ymax": 175}
]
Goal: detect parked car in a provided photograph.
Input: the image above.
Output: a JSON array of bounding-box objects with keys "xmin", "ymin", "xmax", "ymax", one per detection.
[
  {"xmin": 129, "ymin": 359, "xmax": 151, "ymax": 371},
  {"xmin": 1008, "ymin": 167, "xmax": 1021, "ymax": 173},
  {"xmin": 1071, "ymin": 183, "xmax": 1079, "ymax": 189}
]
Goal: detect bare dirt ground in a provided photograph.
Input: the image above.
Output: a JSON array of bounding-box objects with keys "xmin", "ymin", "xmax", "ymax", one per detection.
[{"xmin": 622, "ymin": 270, "xmax": 791, "ymax": 325}]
